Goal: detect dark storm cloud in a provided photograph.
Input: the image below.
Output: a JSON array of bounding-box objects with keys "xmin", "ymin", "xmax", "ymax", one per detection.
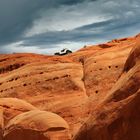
[
  {"xmin": 21, "ymin": 17, "xmax": 140, "ymax": 48},
  {"xmin": 0, "ymin": 0, "xmax": 94, "ymax": 45},
  {"xmin": 0, "ymin": 0, "xmax": 45, "ymax": 44},
  {"xmin": 55, "ymin": 0, "xmax": 97, "ymax": 5},
  {"xmin": 0, "ymin": 0, "xmax": 140, "ymax": 54},
  {"xmin": 19, "ymin": 0, "xmax": 140, "ymax": 50}
]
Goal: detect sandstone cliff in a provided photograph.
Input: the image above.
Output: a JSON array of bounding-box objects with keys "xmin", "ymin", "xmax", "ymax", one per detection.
[
  {"xmin": 0, "ymin": 33, "xmax": 140, "ymax": 140},
  {"xmin": 73, "ymin": 35, "xmax": 140, "ymax": 140}
]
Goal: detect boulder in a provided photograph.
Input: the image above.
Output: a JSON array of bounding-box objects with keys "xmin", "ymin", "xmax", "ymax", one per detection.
[{"xmin": 4, "ymin": 110, "xmax": 69, "ymax": 140}]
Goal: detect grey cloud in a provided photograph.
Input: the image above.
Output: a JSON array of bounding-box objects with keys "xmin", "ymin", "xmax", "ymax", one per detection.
[
  {"xmin": 0, "ymin": 0, "xmax": 94, "ymax": 45},
  {"xmin": 0, "ymin": 0, "xmax": 140, "ymax": 54},
  {"xmin": 21, "ymin": 0, "xmax": 140, "ymax": 47},
  {"xmin": 25, "ymin": 0, "xmax": 140, "ymax": 47},
  {"xmin": 49, "ymin": 0, "xmax": 97, "ymax": 6},
  {"xmin": 0, "ymin": 0, "xmax": 47, "ymax": 45},
  {"xmin": 21, "ymin": 17, "xmax": 140, "ymax": 48}
]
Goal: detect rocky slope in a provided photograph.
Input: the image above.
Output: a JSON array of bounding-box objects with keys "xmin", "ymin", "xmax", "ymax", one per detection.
[
  {"xmin": 74, "ymin": 35, "xmax": 140, "ymax": 140},
  {"xmin": 0, "ymin": 33, "xmax": 140, "ymax": 140}
]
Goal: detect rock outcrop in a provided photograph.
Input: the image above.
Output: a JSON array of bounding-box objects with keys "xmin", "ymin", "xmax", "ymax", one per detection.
[
  {"xmin": 73, "ymin": 35, "xmax": 140, "ymax": 140},
  {"xmin": 0, "ymin": 98, "xmax": 37, "ymax": 124},
  {"xmin": 0, "ymin": 109, "xmax": 4, "ymax": 140},
  {"xmin": 0, "ymin": 54, "xmax": 88, "ymax": 136},
  {"xmin": 0, "ymin": 33, "xmax": 140, "ymax": 140},
  {"xmin": 4, "ymin": 110, "xmax": 69, "ymax": 140},
  {"xmin": 0, "ymin": 98, "xmax": 69, "ymax": 140}
]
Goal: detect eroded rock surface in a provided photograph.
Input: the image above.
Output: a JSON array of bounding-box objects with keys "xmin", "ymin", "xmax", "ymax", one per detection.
[
  {"xmin": 0, "ymin": 109, "xmax": 4, "ymax": 140},
  {"xmin": 0, "ymin": 98, "xmax": 37, "ymax": 124},
  {"xmin": 73, "ymin": 35, "xmax": 140, "ymax": 140},
  {"xmin": 0, "ymin": 34, "xmax": 140, "ymax": 140},
  {"xmin": 4, "ymin": 110, "xmax": 69, "ymax": 140}
]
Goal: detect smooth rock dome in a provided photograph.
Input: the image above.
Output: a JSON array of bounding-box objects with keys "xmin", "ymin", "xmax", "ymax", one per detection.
[
  {"xmin": 0, "ymin": 98, "xmax": 37, "ymax": 123},
  {"xmin": 4, "ymin": 110, "xmax": 69, "ymax": 140}
]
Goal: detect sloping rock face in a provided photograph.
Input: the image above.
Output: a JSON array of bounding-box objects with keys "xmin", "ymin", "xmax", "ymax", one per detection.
[
  {"xmin": 0, "ymin": 109, "xmax": 4, "ymax": 140},
  {"xmin": 0, "ymin": 98, "xmax": 37, "ymax": 124},
  {"xmin": 0, "ymin": 34, "xmax": 140, "ymax": 140},
  {"xmin": 4, "ymin": 110, "xmax": 69, "ymax": 140},
  {"xmin": 83, "ymin": 38, "xmax": 135, "ymax": 112},
  {"xmin": 0, "ymin": 55, "xmax": 88, "ymax": 135},
  {"xmin": 0, "ymin": 98, "xmax": 69, "ymax": 140},
  {"xmin": 74, "ymin": 35, "xmax": 140, "ymax": 140}
]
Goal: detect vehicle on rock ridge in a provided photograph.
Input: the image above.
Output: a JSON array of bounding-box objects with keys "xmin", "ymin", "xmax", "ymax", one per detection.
[{"xmin": 54, "ymin": 48, "xmax": 72, "ymax": 56}]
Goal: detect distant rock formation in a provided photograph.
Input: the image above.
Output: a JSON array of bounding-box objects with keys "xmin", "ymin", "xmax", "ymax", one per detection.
[{"xmin": 0, "ymin": 33, "xmax": 140, "ymax": 140}]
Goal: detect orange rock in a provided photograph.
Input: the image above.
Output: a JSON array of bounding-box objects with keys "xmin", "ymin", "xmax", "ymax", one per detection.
[
  {"xmin": 0, "ymin": 58, "xmax": 88, "ymax": 135},
  {"xmin": 0, "ymin": 98, "xmax": 37, "ymax": 124},
  {"xmin": 0, "ymin": 109, "xmax": 4, "ymax": 140},
  {"xmin": 74, "ymin": 34, "xmax": 140, "ymax": 140},
  {"xmin": 0, "ymin": 33, "xmax": 140, "ymax": 140},
  {"xmin": 4, "ymin": 110, "xmax": 69, "ymax": 140}
]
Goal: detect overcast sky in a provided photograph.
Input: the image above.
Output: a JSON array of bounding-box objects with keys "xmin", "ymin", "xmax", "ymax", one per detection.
[{"xmin": 0, "ymin": 0, "xmax": 140, "ymax": 54}]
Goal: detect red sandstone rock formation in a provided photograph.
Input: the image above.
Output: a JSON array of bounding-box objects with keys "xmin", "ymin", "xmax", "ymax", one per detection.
[
  {"xmin": 0, "ymin": 98, "xmax": 37, "ymax": 123},
  {"xmin": 73, "ymin": 35, "xmax": 140, "ymax": 140},
  {"xmin": 0, "ymin": 109, "xmax": 4, "ymax": 140},
  {"xmin": 0, "ymin": 99, "xmax": 69, "ymax": 140},
  {"xmin": 0, "ymin": 33, "xmax": 140, "ymax": 140},
  {"xmin": 4, "ymin": 110, "xmax": 69, "ymax": 140}
]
